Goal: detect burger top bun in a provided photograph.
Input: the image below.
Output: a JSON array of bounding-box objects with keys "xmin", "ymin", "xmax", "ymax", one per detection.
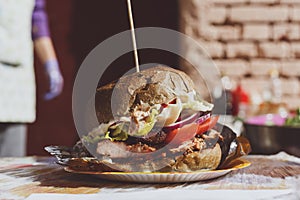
[{"xmin": 95, "ymin": 66, "xmax": 195, "ymax": 123}]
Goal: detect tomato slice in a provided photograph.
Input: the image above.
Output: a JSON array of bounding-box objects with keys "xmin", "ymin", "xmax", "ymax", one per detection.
[{"xmin": 165, "ymin": 115, "xmax": 219, "ymax": 145}]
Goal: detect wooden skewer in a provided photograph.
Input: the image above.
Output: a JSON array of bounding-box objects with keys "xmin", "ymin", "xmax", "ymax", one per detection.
[{"xmin": 126, "ymin": 0, "xmax": 140, "ymax": 73}]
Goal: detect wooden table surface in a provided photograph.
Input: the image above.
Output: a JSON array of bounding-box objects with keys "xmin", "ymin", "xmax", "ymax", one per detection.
[{"xmin": 1, "ymin": 153, "xmax": 300, "ymax": 200}]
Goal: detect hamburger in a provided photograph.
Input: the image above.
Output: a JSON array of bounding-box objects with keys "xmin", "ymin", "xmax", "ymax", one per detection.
[{"xmin": 46, "ymin": 66, "xmax": 250, "ymax": 172}]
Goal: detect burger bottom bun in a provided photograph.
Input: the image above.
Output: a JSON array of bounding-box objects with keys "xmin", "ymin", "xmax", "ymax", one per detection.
[{"xmin": 171, "ymin": 143, "xmax": 222, "ymax": 172}]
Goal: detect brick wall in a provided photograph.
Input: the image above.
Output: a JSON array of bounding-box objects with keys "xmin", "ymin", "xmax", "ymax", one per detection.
[{"xmin": 180, "ymin": 0, "xmax": 300, "ymax": 110}]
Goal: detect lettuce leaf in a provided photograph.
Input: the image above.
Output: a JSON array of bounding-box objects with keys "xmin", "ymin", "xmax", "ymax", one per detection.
[
  {"xmin": 82, "ymin": 123, "xmax": 111, "ymax": 144},
  {"xmin": 105, "ymin": 123, "xmax": 128, "ymax": 141},
  {"xmin": 83, "ymin": 109, "xmax": 159, "ymax": 143},
  {"xmin": 136, "ymin": 109, "xmax": 158, "ymax": 136}
]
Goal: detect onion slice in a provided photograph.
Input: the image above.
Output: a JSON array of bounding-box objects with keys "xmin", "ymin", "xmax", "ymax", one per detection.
[
  {"xmin": 163, "ymin": 113, "xmax": 212, "ymax": 132},
  {"xmin": 162, "ymin": 112, "xmax": 200, "ymax": 132},
  {"xmin": 195, "ymin": 113, "xmax": 211, "ymax": 124}
]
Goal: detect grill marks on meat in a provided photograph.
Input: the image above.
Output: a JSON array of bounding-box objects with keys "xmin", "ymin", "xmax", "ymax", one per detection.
[{"xmin": 126, "ymin": 131, "xmax": 167, "ymax": 146}]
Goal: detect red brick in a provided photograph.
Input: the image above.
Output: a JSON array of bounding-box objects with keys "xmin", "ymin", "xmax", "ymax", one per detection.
[
  {"xmin": 291, "ymin": 43, "xmax": 300, "ymax": 57},
  {"xmin": 212, "ymin": 0, "xmax": 247, "ymax": 4},
  {"xmin": 226, "ymin": 42, "xmax": 258, "ymax": 58},
  {"xmin": 230, "ymin": 6, "xmax": 289, "ymax": 22},
  {"xmin": 207, "ymin": 7, "xmax": 227, "ymax": 24},
  {"xmin": 281, "ymin": 0, "xmax": 300, "ymax": 3},
  {"xmin": 281, "ymin": 78, "xmax": 300, "ymax": 95},
  {"xmin": 198, "ymin": 28, "xmax": 220, "ymax": 41},
  {"xmin": 250, "ymin": 0, "xmax": 279, "ymax": 3},
  {"xmin": 250, "ymin": 59, "xmax": 280, "ymax": 76},
  {"xmin": 243, "ymin": 24, "xmax": 271, "ymax": 40},
  {"xmin": 273, "ymin": 24, "xmax": 300, "ymax": 40},
  {"xmin": 214, "ymin": 26, "xmax": 241, "ymax": 41},
  {"xmin": 199, "ymin": 41, "xmax": 225, "ymax": 58},
  {"xmin": 281, "ymin": 95, "xmax": 300, "ymax": 110},
  {"xmin": 258, "ymin": 42, "xmax": 291, "ymax": 58},
  {"xmin": 179, "ymin": 0, "xmax": 200, "ymax": 19},
  {"xmin": 281, "ymin": 60, "xmax": 300, "ymax": 76},
  {"xmin": 291, "ymin": 7, "xmax": 300, "ymax": 21},
  {"xmin": 241, "ymin": 78, "xmax": 270, "ymax": 94},
  {"xmin": 183, "ymin": 25, "xmax": 197, "ymax": 38},
  {"xmin": 240, "ymin": 78, "xmax": 299, "ymax": 99},
  {"xmin": 213, "ymin": 59, "xmax": 249, "ymax": 76}
]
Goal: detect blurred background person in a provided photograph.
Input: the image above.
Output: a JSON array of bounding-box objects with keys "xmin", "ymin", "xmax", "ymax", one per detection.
[
  {"xmin": 0, "ymin": 0, "xmax": 63, "ymax": 157},
  {"xmin": 27, "ymin": 0, "xmax": 179, "ymax": 155}
]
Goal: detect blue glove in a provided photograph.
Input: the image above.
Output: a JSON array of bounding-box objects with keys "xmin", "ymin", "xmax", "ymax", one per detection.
[{"xmin": 44, "ymin": 60, "xmax": 64, "ymax": 100}]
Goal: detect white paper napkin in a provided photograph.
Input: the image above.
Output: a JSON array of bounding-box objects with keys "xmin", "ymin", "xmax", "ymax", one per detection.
[{"xmin": 25, "ymin": 189, "xmax": 298, "ymax": 200}]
